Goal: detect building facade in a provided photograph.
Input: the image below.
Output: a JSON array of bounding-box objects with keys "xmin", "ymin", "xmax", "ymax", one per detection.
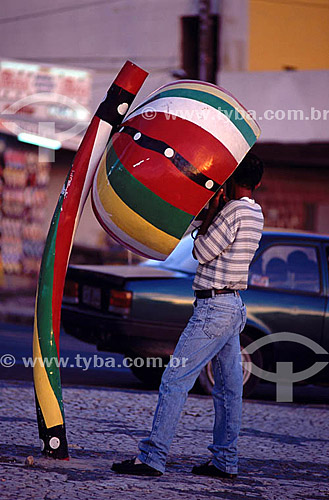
[{"xmin": 0, "ymin": 0, "xmax": 328, "ymax": 263}]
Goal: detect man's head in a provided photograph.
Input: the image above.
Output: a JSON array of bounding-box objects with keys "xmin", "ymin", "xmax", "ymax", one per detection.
[
  {"xmin": 232, "ymin": 152, "xmax": 263, "ymax": 190},
  {"xmin": 226, "ymin": 152, "xmax": 263, "ymax": 199}
]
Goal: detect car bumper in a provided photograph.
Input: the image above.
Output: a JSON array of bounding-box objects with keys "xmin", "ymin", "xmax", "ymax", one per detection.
[{"xmin": 61, "ymin": 305, "xmax": 183, "ymax": 357}]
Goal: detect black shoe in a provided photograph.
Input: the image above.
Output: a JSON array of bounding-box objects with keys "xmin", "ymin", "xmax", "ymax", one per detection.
[
  {"xmin": 192, "ymin": 460, "xmax": 237, "ymax": 479},
  {"xmin": 111, "ymin": 458, "xmax": 163, "ymax": 476}
]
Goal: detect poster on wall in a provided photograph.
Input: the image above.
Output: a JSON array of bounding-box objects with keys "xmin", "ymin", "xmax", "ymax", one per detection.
[{"xmin": 0, "ymin": 59, "xmax": 92, "ymax": 151}]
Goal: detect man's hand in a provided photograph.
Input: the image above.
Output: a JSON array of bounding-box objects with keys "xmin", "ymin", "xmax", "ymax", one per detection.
[
  {"xmin": 197, "ymin": 189, "xmax": 226, "ymax": 236},
  {"xmin": 209, "ymin": 190, "xmax": 221, "ymax": 210},
  {"xmin": 209, "ymin": 189, "xmax": 226, "ymax": 212},
  {"xmin": 192, "ymin": 188, "xmax": 228, "ymax": 259}
]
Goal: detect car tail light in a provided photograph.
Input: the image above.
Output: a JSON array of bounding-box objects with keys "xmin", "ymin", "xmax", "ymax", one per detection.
[
  {"xmin": 63, "ymin": 280, "xmax": 79, "ymax": 304},
  {"xmin": 109, "ymin": 290, "xmax": 132, "ymax": 315}
]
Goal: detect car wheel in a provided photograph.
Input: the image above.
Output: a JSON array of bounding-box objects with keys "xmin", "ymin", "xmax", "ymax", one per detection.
[
  {"xmin": 198, "ymin": 332, "xmax": 263, "ymax": 398},
  {"xmin": 129, "ymin": 356, "xmax": 166, "ymax": 388}
]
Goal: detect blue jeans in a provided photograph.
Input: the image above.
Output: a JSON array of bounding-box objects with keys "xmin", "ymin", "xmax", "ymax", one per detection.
[{"xmin": 138, "ymin": 292, "xmax": 246, "ymax": 474}]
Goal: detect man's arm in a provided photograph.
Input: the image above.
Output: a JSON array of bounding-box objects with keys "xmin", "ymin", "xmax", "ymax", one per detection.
[
  {"xmin": 198, "ymin": 191, "xmax": 223, "ymax": 236},
  {"xmin": 192, "ymin": 191, "xmax": 222, "ymax": 259},
  {"xmin": 193, "ymin": 190, "xmax": 236, "ymax": 264}
]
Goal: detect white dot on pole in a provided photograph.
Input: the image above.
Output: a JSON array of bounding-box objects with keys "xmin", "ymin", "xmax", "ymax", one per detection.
[
  {"xmin": 117, "ymin": 103, "xmax": 129, "ymax": 115},
  {"xmin": 49, "ymin": 437, "xmax": 60, "ymax": 449},
  {"xmin": 164, "ymin": 148, "xmax": 174, "ymax": 158}
]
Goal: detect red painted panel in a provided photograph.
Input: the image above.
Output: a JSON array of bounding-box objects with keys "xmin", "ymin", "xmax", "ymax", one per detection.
[
  {"xmin": 112, "ymin": 134, "xmax": 211, "ymax": 215},
  {"xmin": 52, "ymin": 117, "xmax": 100, "ymax": 350},
  {"xmin": 114, "ymin": 61, "xmax": 148, "ymax": 95},
  {"xmin": 123, "ymin": 112, "xmax": 237, "ymax": 184}
]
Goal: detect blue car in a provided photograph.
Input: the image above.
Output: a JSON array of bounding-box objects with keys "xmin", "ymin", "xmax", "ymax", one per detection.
[{"xmin": 62, "ymin": 230, "xmax": 329, "ymax": 396}]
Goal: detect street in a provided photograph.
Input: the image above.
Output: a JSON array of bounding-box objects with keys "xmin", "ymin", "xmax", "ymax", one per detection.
[
  {"xmin": 1, "ymin": 321, "xmax": 329, "ymax": 404},
  {"xmin": 1, "ymin": 379, "xmax": 329, "ymax": 500},
  {"xmin": 0, "ymin": 321, "xmax": 141, "ymax": 389},
  {"xmin": 1, "ymin": 321, "xmax": 329, "ymax": 499}
]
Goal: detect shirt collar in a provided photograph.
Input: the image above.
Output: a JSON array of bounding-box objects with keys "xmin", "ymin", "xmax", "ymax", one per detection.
[{"xmin": 239, "ymin": 196, "xmax": 255, "ymax": 204}]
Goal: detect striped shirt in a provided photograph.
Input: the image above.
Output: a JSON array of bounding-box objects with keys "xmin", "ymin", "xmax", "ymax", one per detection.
[{"xmin": 193, "ymin": 198, "xmax": 264, "ymax": 291}]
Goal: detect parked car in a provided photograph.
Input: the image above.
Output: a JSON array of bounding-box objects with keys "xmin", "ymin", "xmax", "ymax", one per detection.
[{"xmin": 62, "ymin": 230, "xmax": 329, "ymax": 396}]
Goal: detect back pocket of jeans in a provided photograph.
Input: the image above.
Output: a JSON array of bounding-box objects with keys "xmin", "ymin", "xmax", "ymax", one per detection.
[{"xmin": 204, "ymin": 304, "xmax": 236, "ymax": 339}]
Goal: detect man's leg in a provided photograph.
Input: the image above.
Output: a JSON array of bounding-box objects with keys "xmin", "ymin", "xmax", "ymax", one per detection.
[
  {"xmin": 137, "ymin": 296, "xmax": 240, "ymax": 473},
  {"xmin": 208, "ymin": 331, "xmax": 243, "ymax": 475}
]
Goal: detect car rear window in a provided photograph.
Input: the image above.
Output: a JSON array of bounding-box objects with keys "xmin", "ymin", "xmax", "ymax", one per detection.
[{"xmin": 249, "ymin": 244, "xmax": 321, "ymax": 293}]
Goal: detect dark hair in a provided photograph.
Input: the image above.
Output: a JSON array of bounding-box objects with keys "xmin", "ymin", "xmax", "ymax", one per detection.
[{"xmin": 231, "ymin": 152, "xmax": 264, "ymax": 190}]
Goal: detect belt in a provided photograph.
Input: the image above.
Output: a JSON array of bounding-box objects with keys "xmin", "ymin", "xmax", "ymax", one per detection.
[{"xmin": 194, "ymin": 289, "xmax": 238, "ymax": 298}]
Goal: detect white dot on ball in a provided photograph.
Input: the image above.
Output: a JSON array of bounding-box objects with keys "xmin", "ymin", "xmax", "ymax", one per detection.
[
  {"xmin": 40, "ymin": 439, "xmax": 45, "ymax": 451},
  {"xmin": 205, "ymin": 180, "xmax": 214, "ymax": 189},
  {"xmin": 117, "ymin": 102, "xmax": 129, "ymax": 115},
  {"xmin": 164, "ymin": 147, "xmax": 174, "ymax": 158},
  {"xmin": 49, "ymin": 437, "xmax": 60, "ymax": 449},
  {"xmin": 134, "ymin": 132, "xmax": 142, "ymax": 141}
]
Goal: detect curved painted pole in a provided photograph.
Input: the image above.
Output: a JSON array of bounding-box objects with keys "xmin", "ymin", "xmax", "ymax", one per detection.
[{"xmin": 33, "ymin": 61, "xmax": 148, "ymax": 459}]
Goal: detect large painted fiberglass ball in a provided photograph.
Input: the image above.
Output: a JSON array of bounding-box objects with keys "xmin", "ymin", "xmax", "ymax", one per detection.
[{"xmin": 92, "ymin": 80, "xmax": 260, "ymax": 260}]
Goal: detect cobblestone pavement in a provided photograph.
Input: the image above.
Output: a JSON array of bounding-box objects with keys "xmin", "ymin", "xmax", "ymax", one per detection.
[{"xmin": 1, "ymin": 380, "xmax": 328, "ymax": 500}]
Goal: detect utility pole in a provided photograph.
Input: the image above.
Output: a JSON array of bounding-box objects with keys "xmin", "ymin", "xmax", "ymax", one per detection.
[{"xmin": 198, "ymin": 0, "xmax": 211, "ymax": 81}]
